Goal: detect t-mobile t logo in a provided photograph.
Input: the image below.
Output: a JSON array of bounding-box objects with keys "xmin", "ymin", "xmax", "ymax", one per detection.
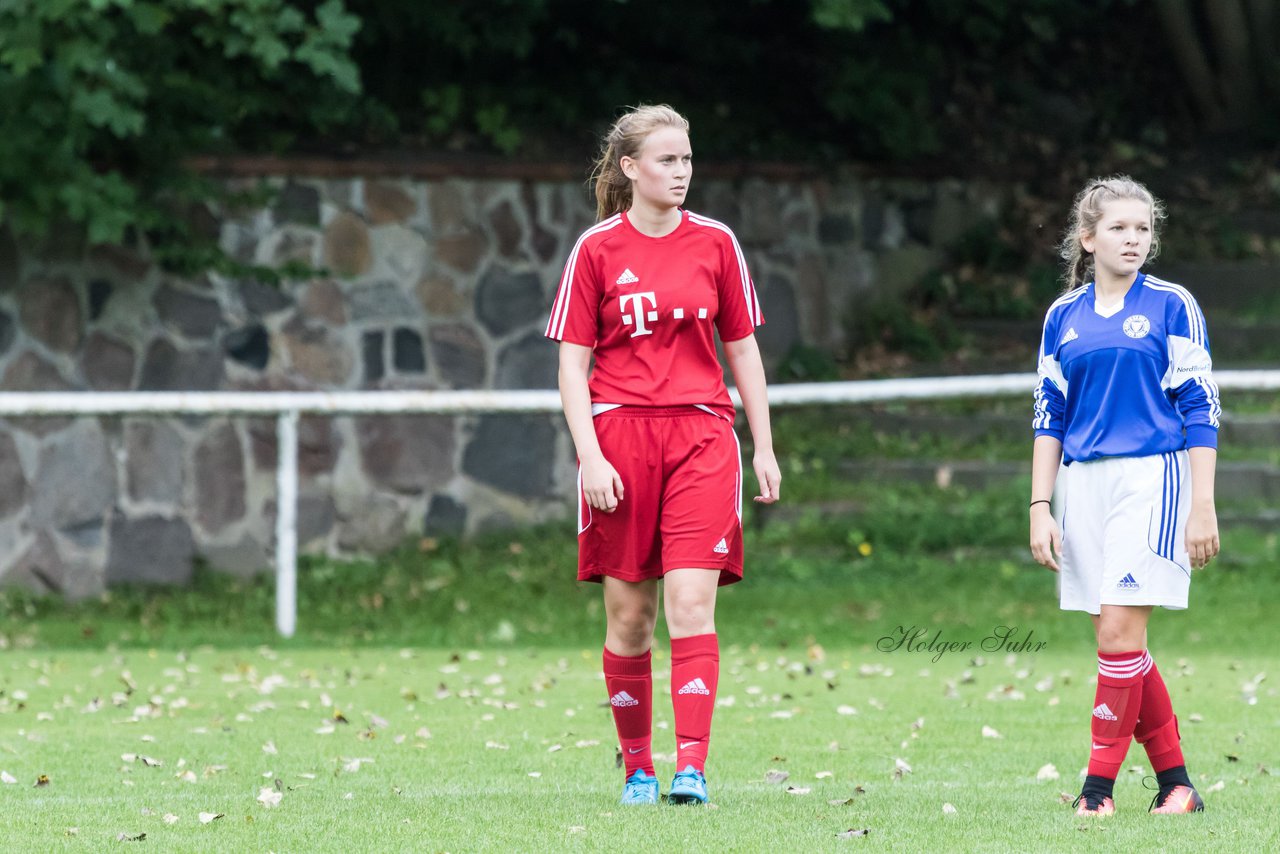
[{"xmin": 619, "ymin": 291, "xmax": 658, "ymax": 337}]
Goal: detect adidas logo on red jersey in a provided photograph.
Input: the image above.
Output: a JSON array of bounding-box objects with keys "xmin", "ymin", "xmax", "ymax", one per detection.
[
  {"xmin": 616, "ymin": 268, "xmax": 639, "ymax": 285},
  {"xmin": 677, "ymin": 678, "xmax": 711, "ymax": 696}
]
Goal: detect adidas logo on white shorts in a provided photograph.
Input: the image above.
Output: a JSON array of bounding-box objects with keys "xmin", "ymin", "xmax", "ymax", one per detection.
[
  {"xmin": 615, "ymin": 268, "xmax": 639, "ymax": 285},
  {"xmin": 1116, "ymin": 573, "xmax": 1140, "ymax": 590},
  {"xmin": 677, "ymin": 678, "xmax": 711, "ymax": 696},
  {"xmin": 713, "ymin": 538, "xmax": 729, "ymax": 554},
  {"xmin": 1092, "ymin": 703, "xmax": 1118, "ymax": 721},
  {"xmin": 610, "ymin": 690, "xmax": 639, "ymax": 707}
]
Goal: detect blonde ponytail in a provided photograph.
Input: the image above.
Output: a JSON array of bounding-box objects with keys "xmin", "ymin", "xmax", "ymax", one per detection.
[{"xmin": 590, "ymin": 105, "xmax": 690, "ymax": 221}]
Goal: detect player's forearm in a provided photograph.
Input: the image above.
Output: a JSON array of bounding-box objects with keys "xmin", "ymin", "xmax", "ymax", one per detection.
[
  {"xmin": 1187, "ymin": 446, "xmax": 1217, "ymax": 507},
  {"xmin": 557, "ymin": 345, "xmax": 606, "ymax": 462},
  {"xmin": 724, "ymin": 335, "xmax": 773, "ymax": 450},
  {"xmin": 1030, "ymin": 435, "xmax": 1063, "ymax": 505}
]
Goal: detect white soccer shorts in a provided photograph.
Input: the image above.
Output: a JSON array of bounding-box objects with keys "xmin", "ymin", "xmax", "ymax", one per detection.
[{"xmin": 1057, "ymin": 450, "xmax": 1192, "ymax": 614}]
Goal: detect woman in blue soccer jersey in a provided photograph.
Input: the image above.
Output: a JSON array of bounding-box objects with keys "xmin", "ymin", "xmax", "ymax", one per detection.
[{"xmin": 1029, "ymin": 176, "xmax": 1220, "ymax": 817}]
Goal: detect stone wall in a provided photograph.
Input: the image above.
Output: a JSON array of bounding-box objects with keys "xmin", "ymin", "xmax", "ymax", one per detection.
[{"xmin": 0, "ymin": 161, "xmax": 999, "ymax": 596}]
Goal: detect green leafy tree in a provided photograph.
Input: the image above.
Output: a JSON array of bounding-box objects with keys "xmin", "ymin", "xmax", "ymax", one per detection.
[{"xmin": 0, "ymin": 0, "xmax": 361, "ymax": 249}]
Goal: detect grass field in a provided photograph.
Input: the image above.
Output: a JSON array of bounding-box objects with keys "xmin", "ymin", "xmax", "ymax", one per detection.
[
  {"xmin": 2, "ymin": 402, "xmax": 1278, "ymax": 851},
  {"xmin": 3, "ymin": 641, "xmax": 1276, "ymax": 851}
]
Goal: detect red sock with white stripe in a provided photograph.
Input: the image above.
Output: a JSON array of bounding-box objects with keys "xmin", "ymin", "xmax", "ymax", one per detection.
[
  {"xmin": 670, "ymin": 633, "xmax": 719, "ymax": 774},
  {"xmin": 1132, "ymin": 654, "xmax": 1189, "ymax": 777},
  {"xmin": 1087, "ymin": 650, "xmax": 1147, "ymax": 780},
  {"xmin": 603, "ymin": 647, "xmax": 654, "ymax": 777}
]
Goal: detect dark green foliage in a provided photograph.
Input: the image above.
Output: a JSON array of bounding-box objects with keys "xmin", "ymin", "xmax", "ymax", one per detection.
[
  {"xmin": 340, "ymin": 0, "xmax": 1199, "ymax": 164},
  {"xmin": 0, "ymin": 0, "xmax": 361, "ymax": 249},
  {"xmin": 775, "ymin": 343, "xmax": 842, "ymax": 382},
  {"xmin": 2, "ymin": 0, "xmax": 1277, "ymax": 276},
  {"xmin": 847, "ymin": 296, "xmax": 955, "ymax": 362}
]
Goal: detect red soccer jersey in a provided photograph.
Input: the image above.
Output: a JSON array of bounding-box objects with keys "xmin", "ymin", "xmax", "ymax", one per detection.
[{"xmin": 544, "ymin": 209, "xmax": 763, "ymax": 417}]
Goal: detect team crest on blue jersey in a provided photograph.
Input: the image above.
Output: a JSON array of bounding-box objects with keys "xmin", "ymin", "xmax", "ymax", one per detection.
[{"xmin": 1122, "ymin": 315, "xmax": 1151, "ymax": 338}]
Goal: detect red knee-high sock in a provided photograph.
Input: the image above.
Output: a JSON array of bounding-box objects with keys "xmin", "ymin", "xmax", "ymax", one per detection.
[
  {"xmin": 670, "ymin": 633, "xmax": 719, "ymax": 774},
  {"xmin": 603, "ymin": 647, "xmax": 654, "ymax": 777},
  {"xmin": 1132, "ymin": 653, "xmax": 1186, "ymax": 773},
  {"xmin": 1087, "ymin": 650, "xmax": 1146, "ymax": 780}
]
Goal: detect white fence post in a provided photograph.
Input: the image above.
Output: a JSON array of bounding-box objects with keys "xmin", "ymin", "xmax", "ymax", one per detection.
[{"xmin": 275, "ymin": 410, "xmax": 300, "ymax": 639}]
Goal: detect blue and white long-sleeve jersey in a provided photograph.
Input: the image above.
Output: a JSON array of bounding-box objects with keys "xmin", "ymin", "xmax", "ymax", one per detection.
[{"xmin": 1032, "ymin": 273, "xmax": 1221, "ymax": 465}]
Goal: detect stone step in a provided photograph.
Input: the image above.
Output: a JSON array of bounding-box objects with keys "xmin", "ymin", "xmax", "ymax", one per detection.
[
  {"xmin": 831, "ymin": 459, "xmax": 1280, "ymax": 501},
  {"xmin": 760, "ymin": 497, "xmax": 1278, "ymax": 533},
  {"xmin": 835, "ymin": 459, "xmax": 1028, "ymax": 491},
  {"xmin": 949, "ymin": 317, "xmax": 1280, "ymax": 363},
  {"xmin": 839, "ymin": 411, "xmax": 1280, "ymax": 448},
  {"xmin": 1153, "ymin": 261, "xmax": 1280, "ymax": 312},
  {"xmin": 1218, "ymin": 508, "xmax": 1280, "ymax": 532}
]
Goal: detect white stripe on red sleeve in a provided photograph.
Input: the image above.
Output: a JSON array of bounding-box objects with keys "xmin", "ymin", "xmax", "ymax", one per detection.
[
  {"xmin": 687, "ymin": 213, "xmax": 762, "ymax": 327},
  {"xmin": 545, "ymin": 215, "xmax": 622, "ymax": 340}
]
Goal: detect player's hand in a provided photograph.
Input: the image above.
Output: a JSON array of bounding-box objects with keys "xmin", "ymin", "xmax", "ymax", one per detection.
[
  {"xmin": 1029, "ymin": 504, "xmax": 1061, "ymax": 572},
  {"xmin": 581, "ymin": 456, "xmax": 624, "ymax": 513},
  {"xmin": 753, "ymin": 449, "xmax": 781, "ymax": 504},
  {"xmin": 1185, "ymin": 501, "xmax": 1219, "ymax": 569}
]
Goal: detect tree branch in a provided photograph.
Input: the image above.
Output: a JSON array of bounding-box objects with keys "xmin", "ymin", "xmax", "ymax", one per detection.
[
  {"xmin": 1205, "ymin": 0, "xmax": 1258, "ymax": 125},
  {"xmin": 1245, "ymin": 0, "xmax": 1278, "ymax": 95},
  {"xmin": 1151, "ymin": 0, "xmax": 1226, "ymax": 129}
]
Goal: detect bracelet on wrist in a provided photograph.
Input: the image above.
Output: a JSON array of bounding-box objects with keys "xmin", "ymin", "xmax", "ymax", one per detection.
[{"xmin": 1029, "ymin": 499, "xmax": 1051, "ymax": 509}]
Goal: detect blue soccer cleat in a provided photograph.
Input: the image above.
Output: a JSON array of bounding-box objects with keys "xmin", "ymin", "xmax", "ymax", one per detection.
[
  {"xmin": 668, "ymin": 764, "xmax": 708, "ymax": 805},
  {"xmin": 620, "ymin": 769, "xmax": 659, "ymax": 805}
]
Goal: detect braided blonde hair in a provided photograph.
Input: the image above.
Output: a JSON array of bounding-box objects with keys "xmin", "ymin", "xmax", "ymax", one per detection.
[
  {"xmin": 590, "ymin": 105, "xmax": 690, "ymax": 222},
  {"xmin": 1059, "ymin": 175, "xmax": 1166, "ymax": 291}
]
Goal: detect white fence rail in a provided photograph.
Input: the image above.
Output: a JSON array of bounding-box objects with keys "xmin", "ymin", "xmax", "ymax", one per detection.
[{"xmin": 4, "ymin": 369, "xmax": 1276, "ymax": 637}]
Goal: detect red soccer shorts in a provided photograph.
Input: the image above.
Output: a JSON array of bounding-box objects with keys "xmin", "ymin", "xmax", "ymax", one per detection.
[{"xmin": 578, "ymin": 406, "xmax": 744, "ymax": 586}]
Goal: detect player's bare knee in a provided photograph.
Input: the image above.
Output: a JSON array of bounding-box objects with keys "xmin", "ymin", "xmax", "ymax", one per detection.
[
  {"xmin": 607, "ymin": 607, "xmax": 656, "ymax": 648},
  {"xmin": 664, "ymin": 595, "xmax": 714, "ymax": 637},
  {"xmin": 1095, "ymin": 623, "xmax": 1144, "ymax": 653}
]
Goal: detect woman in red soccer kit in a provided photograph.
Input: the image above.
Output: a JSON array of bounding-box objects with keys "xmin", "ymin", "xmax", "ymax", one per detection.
[{"xmin": 545, "ymin": 105, "xmax": 781, "ymax": 806}]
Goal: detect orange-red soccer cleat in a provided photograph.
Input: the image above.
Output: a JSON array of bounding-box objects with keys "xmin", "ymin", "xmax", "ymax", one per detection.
[
  {"xmin": 1073, "ymin": 794, "xmax": 1116, "ymax": 816},
  {"xmin": 1149, "ymin": 785, "xmax": 1205, "ymax": 814}
]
